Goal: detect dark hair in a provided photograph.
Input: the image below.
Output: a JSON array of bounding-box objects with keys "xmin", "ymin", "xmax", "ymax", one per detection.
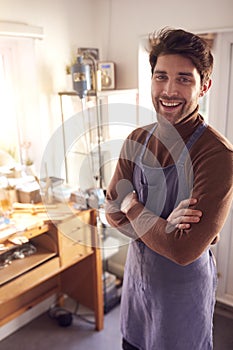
[{"xmin": 149, "ymin": 27, "xmax": 213, "ymax": 85}]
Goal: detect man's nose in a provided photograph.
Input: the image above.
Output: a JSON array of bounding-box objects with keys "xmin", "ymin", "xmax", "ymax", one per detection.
[{"xmin": 162, "ymin": 80, "xmax": 178, "ymax": 96}]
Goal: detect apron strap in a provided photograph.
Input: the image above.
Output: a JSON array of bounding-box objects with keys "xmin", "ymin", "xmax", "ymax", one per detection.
[
  {"xmin": 177, "ymin": 122, "xmax": 207, "ymax": 165},
  {"xmin": 139, "ymin": 123, "xmax": 158, "ymax": 161}
]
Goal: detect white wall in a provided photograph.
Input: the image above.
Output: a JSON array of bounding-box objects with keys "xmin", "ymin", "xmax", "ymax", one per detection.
[
  {"xmin": 0, "ymin": 0, "xmax": 233, "ymax": 90},
  {"xmin": 1, "ymin": 0, "xmax": 232, "ymax": 90},
  {"xmin": 0, "ymin": 0, "xmax": 232, "ymax": 172},
  {"xmin": 97, "ymin": 0, "xmax": 233, "ymax": 88}
]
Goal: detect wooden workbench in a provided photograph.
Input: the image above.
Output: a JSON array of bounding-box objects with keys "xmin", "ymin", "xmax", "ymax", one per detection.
[{"xmin": 0, "ymin": 206, "xmax": 104, "ymax": 331}]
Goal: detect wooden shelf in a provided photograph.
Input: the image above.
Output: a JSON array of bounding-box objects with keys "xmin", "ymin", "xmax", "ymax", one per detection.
[
  {"xmin": 0, "ymin": 257, "xmax": 60, "ymax": 303},
  {"xmin": 0, "ymin": 245, "xmax": 57, "ymax": 286}
]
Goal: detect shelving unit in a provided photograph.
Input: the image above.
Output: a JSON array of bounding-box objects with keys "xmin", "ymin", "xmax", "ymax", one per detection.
[
  {"xmin": 58, "ymin": 89, "xmax": 138, "ymax": 313},
  {"xmin": 58, "ymin": 89, "xmax": 138, "ymax": 189}
]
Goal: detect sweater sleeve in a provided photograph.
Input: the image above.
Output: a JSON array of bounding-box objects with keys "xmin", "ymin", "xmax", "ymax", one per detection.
[
  {"xmin": 126, "ymin": 143, "xmax": 233, "ymax": 265},
  {"xmin": 105, "ymin": 133, "xmax": 142, "ymax": 239}
]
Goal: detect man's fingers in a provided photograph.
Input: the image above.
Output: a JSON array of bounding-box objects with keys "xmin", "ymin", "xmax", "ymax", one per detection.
[
  {"xmin": 167, "ymin": 198, "xmax": 202, "ymax": 229},
  {"xmin": 176, "ymin": 223, "xmax": 191, "ymax": 229},
  {"xmin": 172, "ymin": 210, "xmax": 202, "ymax": 225},
  {"xmin": 177, "ymin": 198, "xmax": 197, "ymax": 209},
  {"xmin": 180, "ymin": 215, "xmax": 201, "ymax": 223},
  {"xmin": 180, "ymin": 208, "xmax": 202, "ymax": 217},
  {"xmin": 173, "ymin": 215, "xmax": 200, "ymax": 226}
]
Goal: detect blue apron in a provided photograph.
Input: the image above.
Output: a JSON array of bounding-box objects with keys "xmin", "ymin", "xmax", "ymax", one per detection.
[{"xmin": 120, "ymin": 123, "xmax": 217, "ymax": 350}]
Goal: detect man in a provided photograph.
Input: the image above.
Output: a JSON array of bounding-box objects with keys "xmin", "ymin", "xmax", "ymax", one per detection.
[{"xmin": 105, "ymin": 28, "xmax": 233, "ymax": 350}]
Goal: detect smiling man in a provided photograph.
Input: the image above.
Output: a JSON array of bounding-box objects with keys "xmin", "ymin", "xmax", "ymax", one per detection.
[
  {"xmin": 152, "ymin": 54, "xmax": 211, "ymax": 125},
  {"xmin": 105, "ymin": 28, "xmax": 233, "ymax": 350}
]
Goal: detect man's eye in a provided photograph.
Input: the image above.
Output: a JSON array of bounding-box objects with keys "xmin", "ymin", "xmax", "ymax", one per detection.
[
  {"xmin": 154, "ymin": 75, "xmax": 167, "ymax": 81},
  {"xmin": 178, "ymin": 77, "xmax": 191, "ymax": 83}
]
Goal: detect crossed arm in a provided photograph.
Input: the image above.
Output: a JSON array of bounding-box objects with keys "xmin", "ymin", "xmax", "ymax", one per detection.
[
  {"xmin": 105, "ymin": 127, "xmax": 233, "ymax": 265},
  {"xmin": 121, "ymin": 193, "xmax": 202, "ymax": 231},
  {"xmin": 105, "ymin": 157, "xmax": 232, "ymax": 265}
]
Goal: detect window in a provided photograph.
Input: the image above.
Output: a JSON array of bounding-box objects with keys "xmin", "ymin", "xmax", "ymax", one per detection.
[
  {"xmin": 0, "ymin": 22, "xmax": 43, "ymax": 165},
  {"xmin": 0, "ymin": 40, "xmax": 20, "ymax": 160},
  {"xmin": 0, "ymin": 36, "xmax": 38, "ymax": 163}
]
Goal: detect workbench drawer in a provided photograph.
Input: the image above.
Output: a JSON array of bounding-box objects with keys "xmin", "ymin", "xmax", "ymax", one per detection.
[{"xmin": 58, "ymin": 216, "xmax": 93, "ymax": 267}]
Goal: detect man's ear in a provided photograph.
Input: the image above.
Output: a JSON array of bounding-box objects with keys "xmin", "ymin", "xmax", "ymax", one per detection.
[{"xmin": 199, "ymin": 79, "xmax": 212, "ymax": 97}]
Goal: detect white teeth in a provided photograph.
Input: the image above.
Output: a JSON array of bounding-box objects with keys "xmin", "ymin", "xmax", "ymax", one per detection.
[{"xmin": 161, "ymin": 101, "xmax": 180, "ymax": 107}]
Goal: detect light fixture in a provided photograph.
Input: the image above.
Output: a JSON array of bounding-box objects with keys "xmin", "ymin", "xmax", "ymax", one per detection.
[
  {"xmin": 71, "ymin": 56, "xmax": 91, "ymax": 99},
  {"xmin": 71, "ymin": 52, "xmax": 103, "ymax": 189}
]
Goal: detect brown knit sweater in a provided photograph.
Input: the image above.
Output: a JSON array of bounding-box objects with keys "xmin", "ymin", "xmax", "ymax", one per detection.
[{"xmin": 105, "ymin": 110, "xmax": 233, "ymax": 265}]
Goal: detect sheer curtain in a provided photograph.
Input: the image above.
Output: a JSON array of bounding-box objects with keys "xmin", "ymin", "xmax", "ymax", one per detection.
[{"xmin": 0, "ymin": 36, "xmax": 38, "ymax": 164}]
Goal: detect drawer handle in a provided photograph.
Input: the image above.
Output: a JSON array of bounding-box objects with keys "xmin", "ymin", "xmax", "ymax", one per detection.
[{"xmin": 70, "ymin": 226, "xmax": 81, "ymax": 234}]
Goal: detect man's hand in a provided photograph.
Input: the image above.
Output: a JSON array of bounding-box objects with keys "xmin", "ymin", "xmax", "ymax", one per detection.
[
  {"xmin": 121, "ymin": 191, "xmax": 138, "ymax": 214},
  {"xmin": 167, "ymin": 198, "xmax": 202, "ymax": 230}
]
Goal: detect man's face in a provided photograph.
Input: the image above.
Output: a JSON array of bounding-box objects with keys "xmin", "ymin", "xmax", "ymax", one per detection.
[{"xmin": 151, "ymin": 54, "xmax": 210, "ymax": 125}]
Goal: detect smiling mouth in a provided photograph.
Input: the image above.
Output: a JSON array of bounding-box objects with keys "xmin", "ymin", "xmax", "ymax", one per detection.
[{"xmin": 160, "ymin": 100, "xmax": 182, "ymax": 108}]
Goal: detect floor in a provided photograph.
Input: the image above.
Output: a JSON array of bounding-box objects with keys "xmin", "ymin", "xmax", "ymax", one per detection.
[{"xmin": 1, "ymin": 301, "xmax": 233, "ymax": 350}]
